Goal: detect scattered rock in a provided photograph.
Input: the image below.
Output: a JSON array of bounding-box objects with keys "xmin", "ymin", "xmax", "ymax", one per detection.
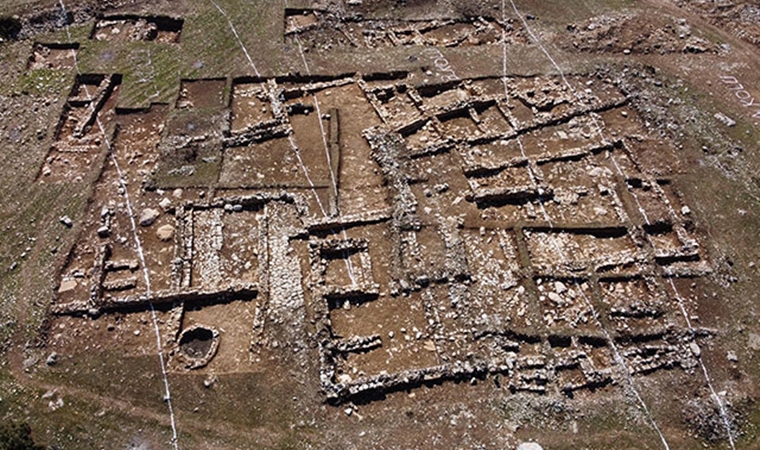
[
  {"xmin": 547, "ymin": 292, "xmax": 563, "ymax": 304},
  {"xmin": 45, "ymin": 352, "xmax": 58, "ymax": 366},
  {"xmin": 139, "ymin": 208, "xmax": 160, "ymax": 227},
  {"xmin": 689, "ymin": 342, "xmax": 701, "ymax": 358},
  {"xmin": 727, "ymin": 351, "xmax": 738, "ymax": 363},
  {"xmin": 203, "ymin": 374, "xmax": 218, "ymax": 388},
  {"xmin": 60, "ymin": 216, "xmax": 73, "ymax": 227},
  {"xmin": 48, "ymin": 397, "xmax": 64, "ymax": 411},
  {"xmin": 518, "ymin": 443, "xmax": 543, "ymax": 450}
]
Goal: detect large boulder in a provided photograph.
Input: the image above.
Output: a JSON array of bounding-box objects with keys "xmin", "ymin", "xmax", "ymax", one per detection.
[
  {"xmin": 156, "ymin": 224, "xmax": 175, "ymax": 242},
  {"xmin": 139, "ymin": 208, "xmax": 160, "ymax": 227}
]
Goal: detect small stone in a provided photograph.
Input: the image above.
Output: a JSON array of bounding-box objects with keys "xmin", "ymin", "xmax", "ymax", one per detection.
[
  {"xmin": 727, "ymin": 351, "xmax": 738, "ymax": 363},
  {"xmin": 97, "ymin": 226, "xmax": 110, "ymax": 238},
  {"xmin": 681, "ymin": 205, "xmax": 691, "ymax": 215},
  {"xmin": 159, "ymin": 197, "xmax": 172, "ymax": 212},
  {"xmin": 554, "ymin": 281, "xmax": 567, "ymax": 294},
  {"xmin": 203, "ymin": 375, "xmax": 217, "ymax": 388},
  {"xmin": 45, "ymin": 352, "xmax": 58, "ymax": 366},
  {"xmin": 172, "ymin": 188, "xmax": 183, "ymax": 198},
  {"xmin": 58, "ymin": 279, "xmax": 77, "ymax": 293},
  {"xmin": 689, "ymin": 342, "xmax": 701, "ymax": 358},
  {"xmin": 748, "ymin": 333, "xmax": 760, "ymax": 351},
  {"xmin": 232, "ymin": 204, "xmax": 243, "ymax": 212},
  {"xmin": 60, "ymin": 216, "xmax": 73, "ymax": 228},
  {"xmin": 518, "ymin": 443, "xmax": 543, "ymax": 450},
  {"xmin": 344, "ymin": 408, "xmax": 353, "ymax": 416},
  {"xmin": 623, "ymin": 49, "xmax": 631, "ymax": 55},
  {"xmin": 133, "ymin": 329, "xmax": 141, "ymax": 336},
  {"xmin": 547, "ymin": 292, "xmax": 563, "ymax": 304},
  {"xmin": 156, "ymin": 224, "xmax": 175, "ymax": 242},
  {"xmin": 139, "ymin": 208, "xmax": 160, "ymax": 227},
  {"xmin": 23, "ymin": 356, "xmax": 38, "ymax": 370}
]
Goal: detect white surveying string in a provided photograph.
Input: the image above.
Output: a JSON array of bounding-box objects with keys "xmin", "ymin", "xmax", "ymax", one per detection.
[
  {"xmin": 56, "ymin": 1, "xmax": 179, "ymax": 447},
  {"xmin": 508, "ymin": 0, "xmax": 736, "ymax": 447},
  {"xmin": 501, "ymin": 1, "xmax": 670, "ymax": 448}
]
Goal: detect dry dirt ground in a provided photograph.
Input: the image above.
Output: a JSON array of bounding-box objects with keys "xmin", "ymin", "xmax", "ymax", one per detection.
[{"xmin": 0, "ymin": 0, "xmax": 759, "ymax": 449}]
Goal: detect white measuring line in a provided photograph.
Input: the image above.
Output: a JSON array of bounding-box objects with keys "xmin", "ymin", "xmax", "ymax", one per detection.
[
  {"xmin": 290, "ymin": 25, "xmax": 358, "ymax": 286},
  {"xmin": 144, "ymin": 49, "xmax": 161, "ymax": 101},
  {"xmin": 57, "ymin": 1, "xmax": 179, "ymax": 447},
  {"xmin": 668, "ymin": 277, "xmax": 737, "ymax": 449},
  {"xmin": 500, "ymin": 2, "xmax": 670, "ymax": 448},
  {"xmin": 214, "ymin": 1, "xmax": 360, "ymax": 285},
  {"xmin": 507, "ymin": 0, "xmax": 652, "ymax": 226},
  {"xmin": 509, "ymin": 0, "xmax": 736, "ymax": 447},
  {"xmin": 211, "ymin": 0, "xmax": 328, "ymax": 215}
]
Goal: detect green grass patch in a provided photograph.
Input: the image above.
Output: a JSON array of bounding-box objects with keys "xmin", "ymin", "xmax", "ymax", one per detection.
[{"xmin": 16, "ymin": 69, "xmax": 71, "ymax": 96}]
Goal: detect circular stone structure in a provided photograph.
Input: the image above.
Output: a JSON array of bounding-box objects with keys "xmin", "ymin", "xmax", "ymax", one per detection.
[{"xmin": 177, "ymin": 325, "xmax": 220, "ymax": 370}]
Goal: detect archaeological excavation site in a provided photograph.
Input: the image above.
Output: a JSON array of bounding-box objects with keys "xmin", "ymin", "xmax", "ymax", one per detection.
[{"xmin": 0, "ymin": 0, "xmax": 759, "ymax": 448}]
